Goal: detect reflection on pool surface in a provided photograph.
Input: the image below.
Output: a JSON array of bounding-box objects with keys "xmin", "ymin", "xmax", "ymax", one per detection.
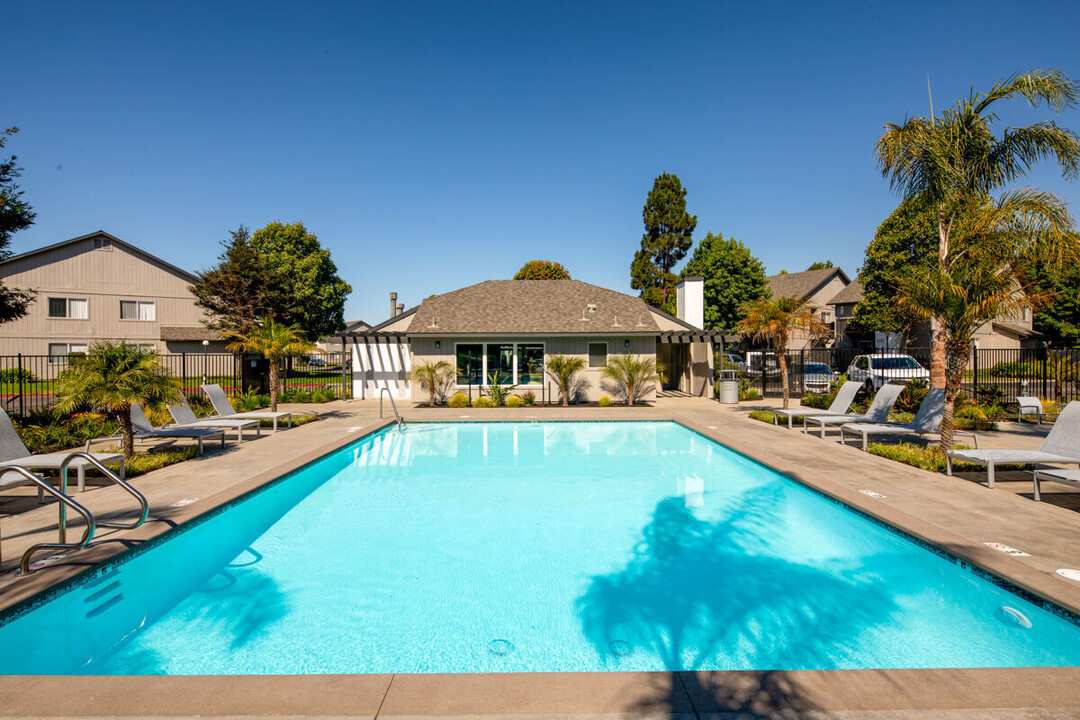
[{"xmin": 2, "ymin": 421, "xmax": 1079, "ymax": 674}]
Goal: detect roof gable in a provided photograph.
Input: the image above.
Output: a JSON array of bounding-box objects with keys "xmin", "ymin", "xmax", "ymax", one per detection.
[
  {"xmin": 0, "ymin": 231, "xmax": 198, "ymax": 284},
  {"xmin": 766, "ymin": 267, "xmax": 850, "ymax": 301}
]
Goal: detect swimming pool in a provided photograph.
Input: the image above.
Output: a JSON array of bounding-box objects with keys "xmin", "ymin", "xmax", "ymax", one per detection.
[{"xmin": 2, "ymin": 420, "xmax": 1079, "ymax": 674}]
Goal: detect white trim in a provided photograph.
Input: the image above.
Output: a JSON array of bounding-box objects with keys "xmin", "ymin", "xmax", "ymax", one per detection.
[
  {"xmin": 47, "ymin": 297, "xmax": 88, "ymax": 320},
  {"xmin": 454, "ymin": 341, "xmax": 546, "ymax": 387}
]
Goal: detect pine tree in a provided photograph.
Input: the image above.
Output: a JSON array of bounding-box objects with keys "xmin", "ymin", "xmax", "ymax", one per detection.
[{"xmin": 630, "ymin": 173, "xmax": 696, "ymax": 308}]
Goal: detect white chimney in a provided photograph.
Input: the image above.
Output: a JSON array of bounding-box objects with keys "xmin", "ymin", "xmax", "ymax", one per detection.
[{"xmin": 676, "ymin": 277, "xmax": 704, "ymax": 330}]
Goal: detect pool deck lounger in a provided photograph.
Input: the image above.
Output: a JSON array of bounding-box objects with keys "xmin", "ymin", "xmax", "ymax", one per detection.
[
  {"xmin": 773, "ymin": 380, "xmax": 860, "ymax": 429},
  {"xmin": 803, "ymin": 383, "xmax": 903, "ymax": 438}
]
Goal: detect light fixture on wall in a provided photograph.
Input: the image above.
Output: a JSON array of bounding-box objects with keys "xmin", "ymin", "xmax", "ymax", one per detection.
[
  {"xmin": 435, "ymin": 341, "xmax": 441, "ymax": 349},
  {"xmin": 625, "ymin": 340, "xmax": 631, "ymax": 348}
]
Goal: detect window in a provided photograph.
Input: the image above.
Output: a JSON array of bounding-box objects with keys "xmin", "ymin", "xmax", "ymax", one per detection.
[
  {"xmin": 1023, "ymin": 307, "xmax": 1032, "ymax": 323},
  {"xmin": 455, "ymin": 342, "xmax": 546, "ymax": 386},
  {"xmin": 588, "ymin": 342, "xmax": 607, "ymax": 368},
  {"xmin": 120, "ymin": 300, "xmax": 156, "ymax": 321},
  {"xmin": 47, "ymin": 297, "xmax": 88, "ymax": 319},
  {"xmin": 48, "ymin": 342, "xmax": 89, "ymax": 362},
  {"xmin": 456, "ymin": 344, "xmax": 483, "ymax": 385},
  {"xmin": 820, "ymin": 311, "xmax": 833, "ymax": 324}
]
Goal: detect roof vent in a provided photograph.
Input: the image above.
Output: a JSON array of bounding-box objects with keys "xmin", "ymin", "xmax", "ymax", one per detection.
[
  {"xmin": 636, "ymin": 315, "xmax": 647, "ymax": 327},
  {"xmin": 612, "ymin": 314, "xmax": 621, "ymax": 327},
  {"xmin": 427, "ymin": 316, "xmax": 438, "ymax": 329},
  {"xmin": 580, "ymin": 309, "xmax": 590, "ymax": 321},
  {"xmin": 587, "ymin": 303, "xmax": 597, "ymax": 313}
]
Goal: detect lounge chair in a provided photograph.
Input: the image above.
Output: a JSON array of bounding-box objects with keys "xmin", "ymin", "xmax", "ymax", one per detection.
[
  {"xmin": 201, "ymin": 384, "xmax": 292, "ymax": 431},
  {"xmin": 91, "ymin": 403, "xmax": 225, "ymax": 456},
  {"xmin": 1032, "ymin": 467, "xmax": 1080, "ymax": 502},
  {"xmin": 947, "ymin": 401, "xmax": 1080, "ymax": 488},
  {"xmin": 773, "ymin": 381, "xmax": 860, "ymax": 429},
  {"xmin": 0, "ymin": 407, "xmax": 124, "ymax": 493},
  {"xmin": 167, "ymin": 396, "xmax": 261, "ymax": 443},
  {"xmin": 839, "ymin": 388, "xmax": 981, "ymax": 451},
  {"xmin": 1016, "ymin": 396, "xmax": 1060, "ymax": 424},
  {"xmin": 802, "ymin": 383, "xmax": 905, "ymax": 438}
]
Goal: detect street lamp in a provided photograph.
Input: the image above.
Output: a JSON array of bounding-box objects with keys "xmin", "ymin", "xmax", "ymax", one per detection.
[{"xmin": 202, "ymin": 339, "xmax": 209, "ymax": 384}]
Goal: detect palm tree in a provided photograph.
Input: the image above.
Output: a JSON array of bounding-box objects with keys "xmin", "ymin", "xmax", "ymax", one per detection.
[
  {"xmin": 899, "ymin": 262, "xmax": 1028, "ymax": 450},
  {"xmin": 54, "ymin": 340, "xmax": 182, "ymax": 457},
  {"xmin": 601, "ymin": 353, "xmax": 660, "ymax": 406},
  {"xmin": 736, "ymin": 296, "xmax": 825, "ymax": 410},
  {"xmin": 226, "ymin": 317, "xmax": 315, "ymax": 411},
  {"xmin": 412, "ymin": 359, "xmax": 452, "ymax": 406},
  {"xmin": 876, "ymin": 68, "xmax": 1080, "ymax": 387},
  {"xmin": 545, "ymin": 354, "xmax": 585, "ymax": 406}
]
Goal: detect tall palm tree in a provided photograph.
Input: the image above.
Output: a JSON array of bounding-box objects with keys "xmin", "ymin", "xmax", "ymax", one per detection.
[
  {"xmin": 737, "ymin": 296, "xmax": 826, "ymax": 409},
  {"xmin": 899, "ymin": 262, "xmax": 1029, "ymax": 450},
  {"xmin": 876, "ymin": 68, "xmax": 1080, "ymax": 387},
  {"xmin": 412, "ymin": 359, "xmax": 452, "ymax": 406},
  {"xmin": 54, "ymin": 340, "xmax": 182, "ymax": 457},
  {"xmin": 601, "ymin": 353, "xmax": 660, "ymax": 406},
  {"xmin": 546, "ymin": 354, "xmax": 586, "ymax": 406},
  {"xmin": 226, "ymin": 317, "xmax": 315, "ymax": 411}
]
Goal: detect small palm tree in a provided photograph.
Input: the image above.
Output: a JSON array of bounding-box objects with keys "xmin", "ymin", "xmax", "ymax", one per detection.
[
  {"xmin": 54, "ymin": 340, "xmax": 182, "ymax": 457},
  {"xmin": 601, "ymin": 353, "xmax": 660, "ymax": 406},
  {"xmin": 226, "ymin": 317, "xmax": 315, "ymax": 411},
  {"xmin": 412, "ymin": 359, "xmax": 452, "ymax": 406},
  {"xmin": 546, "ymin": 354, "xmax": 586, "ymax": 407},
  {"xmin": 737, "ymin": 296, "xmax": 826, "ymax": 410}
]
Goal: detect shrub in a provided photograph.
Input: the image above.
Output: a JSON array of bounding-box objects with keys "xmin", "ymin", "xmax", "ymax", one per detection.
[
  {"xmin": 800, "ymin": 392, "xmax": 832, "ymax": 410},
  {"xmin": 473, "ymin": 397, "xmax": 494, "ymax": 408},
  {"xmin": 125, "ymin": 447, "xmax": 198, "ymax": 477},
  {"xmin": 506, "ymin": 395, "xmax": 524, "ymax": 408},
  {"xmin": 0, "ymin": 368, "xmax": 35, "ymax": 384},
  {"xmin": 740, "ymin": 388, "xmax": 760, "ymax": 401},
  {"xmin": 448, "ymin": 391, "xmax": 470, "ymax": 408},
  {"xmin": 231, "ymin": 390, "xmax": 270, "ymax": 412},
  {"xmin": 868, "ymin": 442, "xmax": 1019, "ymax": 473},
  {"xmin": 955, "ymin": 405, "xmax": 997, "ymax": 431},
  {"xmin": 520, "ymin": 390, "xmax": 535, "ymax": 406},
  {"xmin": 483, "ymin": 371, "xmax": 515, "ymax": 406},
  {"xmin": 737, "ymin": 377, "xmax": 759, "ymax": 401},
  {"xmin": 598, "ymin": 394, "xmax": 612, "ymax": 407},
  {"xmin": 894, "ymin": 379, "xmax": 929, "ymax": 414},
  {"xmin": 748, "ymin": 409, "xmax": 774, "ymax": 423},
  {"xmin": 989, "ymin": 359, "xmax": 1039, "ymax": 378}
]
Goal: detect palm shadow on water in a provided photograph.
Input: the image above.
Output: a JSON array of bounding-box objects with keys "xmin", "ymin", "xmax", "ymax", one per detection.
[{"xmin": 577, "ymin": 488, "xmax": 900, "ymax": 717}]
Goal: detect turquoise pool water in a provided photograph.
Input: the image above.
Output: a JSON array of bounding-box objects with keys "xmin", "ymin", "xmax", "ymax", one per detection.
[{"xmin": 2, "ymin": 421, "xmax": 1079, "ymax": 674}]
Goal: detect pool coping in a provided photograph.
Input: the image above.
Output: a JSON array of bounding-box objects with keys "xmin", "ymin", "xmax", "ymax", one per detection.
[{"xmin": 2, "ymin": 415, "xmax": 1080, "ymax": 716}]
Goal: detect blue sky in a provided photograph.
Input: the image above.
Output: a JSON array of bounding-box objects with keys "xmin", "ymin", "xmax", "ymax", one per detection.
[{"xmin": 5, "ymin": 1, "xmax": 1080, "ymax": 324}]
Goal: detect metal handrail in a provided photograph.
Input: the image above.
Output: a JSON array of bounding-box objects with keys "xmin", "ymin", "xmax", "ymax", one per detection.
[
  {"xmin": 59, "ymin": 452, "xmax": 148, "ymax": 536},
  {"xmin": 379, "ymin": 387, "xmax": 405, "ymax": 428},
  {"xmin": 0, "ymin": 466, "xmax": 98, "ymax": 574}
]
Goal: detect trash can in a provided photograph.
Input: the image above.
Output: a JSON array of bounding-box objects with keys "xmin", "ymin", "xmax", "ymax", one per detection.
[{"xmin": 719, "ymin": 378, "xmax": 739, "ymax": 404}]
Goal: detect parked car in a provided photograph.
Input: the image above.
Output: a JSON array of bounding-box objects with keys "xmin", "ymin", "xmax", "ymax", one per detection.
[
  {"xmin": 718, "ymin": 352, "xmax": 746, "ymax": 374},
  {"xmin": 798, "ymin": 362, "xmax": 836, "ymax": 393},
  {"xmin": 302, "ymin": 356, "xmax": 328, "ymax": 368},
  {"xmin": 846, "ymin": 353, "xmax": 929, "ymax": 390},
  {"xmin": 744, "ymin": 351, "xmax": 782, "ymax": 377}
]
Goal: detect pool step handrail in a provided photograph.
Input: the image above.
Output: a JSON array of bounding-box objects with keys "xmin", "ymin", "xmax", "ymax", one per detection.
[
  {"xmin": 59, "ymin": 452, "xmax": 148, "ymax": 533},
  {"xmin": 0, "ymin": 465, "xmax": 98, "ymax": 574},
  {"xmin": 379, "ymin": 388, "xmax": 405, "ymax": 428}
]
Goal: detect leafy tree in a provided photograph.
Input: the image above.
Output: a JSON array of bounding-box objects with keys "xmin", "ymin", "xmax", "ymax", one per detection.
[
  {"xmin": 1021, "ymin": 244, "xmax": 1080, "ymax": 346},
  {"xmin": 194, "ymin": 221, "xmax": 352, "ymax": 339},
  {"xmin": 806, "ymin": 261, "xmax": 835, "ymax": 271},
  {"xmin": 191, "ymin": 226, "xmax": 272, "ymax": 335},
  {"xmin": 54, "ymin": 341, "xmax": 182, "ymax": 457},
  {"xmin": 680, "ymin": 232, "xmax": 768, "ymax": 331},
  {"xmin": 737, "ymin": 296, "xmax": 826, "ymax": 410},
  {"xmin": 601, "ymin": 353, "xmax": 660, "ymax": 406},
  {"xmin": 0, "ymin": 127, "xmax": 35, "ymax": 323},
  {"xmin": 545, "ymin": 354, "xmax": 585, "ymax": 406},
  {"xmin": 631, "ymin": 173, "xmax": 697, "ymax": 309},
  {"xmin": 876, "ymin": 69, "xmax": 1080, "ymax": 387},
  {"xmin": 413, "ymin": 359, "xmax": 452, "ymax": 406},
  {"xmin": 848, "ymin": 196, "xmax": 938, "ymax": 343},
  {"xmin": 226, "ymin": 317, "xmax": 316, "ymax": 411},
  {"xmin": 514, "ymin": 260, "xmax": 571, "ymax": 280}
]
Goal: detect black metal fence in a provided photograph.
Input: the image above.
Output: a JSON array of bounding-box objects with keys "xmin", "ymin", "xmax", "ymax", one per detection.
[
  {"xmin": 0, "ymin": 352, "xmax": 352, "ymax": 417},
  {"xmin": 737, "ymin": 346, "xmax": 1080, "ymax": 404}
]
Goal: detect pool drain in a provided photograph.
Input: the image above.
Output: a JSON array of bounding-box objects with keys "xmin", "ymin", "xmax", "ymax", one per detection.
[
  {"xmin": 609, "ymin": 640, "xmax": 632, "ymax": 656},
  {"xmin": 997, "ymin": 606, "xmax": 1032, "ymax": 629},
  {"xmin": 488, "ymin": 639, "xmax": 514, "ymax": 656}
]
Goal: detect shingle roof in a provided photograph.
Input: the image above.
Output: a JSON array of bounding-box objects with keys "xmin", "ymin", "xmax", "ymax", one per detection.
[
  {"xmin": 159, "ymin": 325, "xmax": 225, "ymax": 342},
  {"xmin": 827, "ymin": 279, "xmax": 863, "ymax": 305},
  {"xmin": 766, "ymin": 267, "xmax": 849, "ymax": 300},
  {"xmin": 402, "ymin": 280, "xmax": 661, "ymax": 334}
]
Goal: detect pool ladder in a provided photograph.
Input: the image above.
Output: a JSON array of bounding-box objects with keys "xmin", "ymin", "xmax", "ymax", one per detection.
[
  {"xmin": 0, "ymin": 453, "xmax": 150, "ymax": 574},
  {"xmin": 379, "ymin": 387, "xmax": 406, "ymax": 429}
]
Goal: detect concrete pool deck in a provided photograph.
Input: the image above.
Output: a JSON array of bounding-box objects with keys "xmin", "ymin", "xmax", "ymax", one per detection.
[{"xmin": 1, "ymin": 396, "xmax": 1079, "ymax": 718}]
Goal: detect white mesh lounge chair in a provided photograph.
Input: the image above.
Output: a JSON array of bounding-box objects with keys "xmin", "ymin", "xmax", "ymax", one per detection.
[
  {"xmin": 202, "ymin": 384, "xmax": 292, "ymax": 431},
  {"xmin": 773, "ymin": 381, "xmax": 860, "ymax": 429},
  {"xmin": 1016, "ymin": 396, "xmax": 1060, "ymax": 424},
  {"xmin": 947, "ymin": 401, "xmax": 1080, "ymax": 489},
  {"xmin": 802, "ymin": 383, "xmax": 905, "ymax": 438},
  {"xmin": 122, "ymin": 403, "xmax": 225, "ymax": 455},
  {"xmin": 0, "ymin": 407, "xmax": 124, "ymax": 493},
  {"xmin": 839, "ymin": 388, "xmax": 980, "ymax": 451},
  {"xmin": 167, "ymin": 396, "xmax": 260, "ymax": 443},
  {"xmin": 1032, "ymin": 468, "xmax": 1080, "ymax": 502}
]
